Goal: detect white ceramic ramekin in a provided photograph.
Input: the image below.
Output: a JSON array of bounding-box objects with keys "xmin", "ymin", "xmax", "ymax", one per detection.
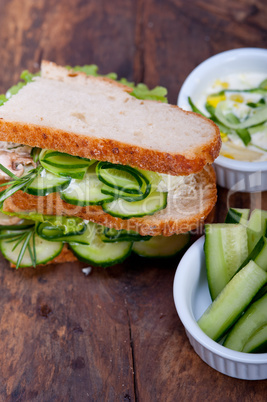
[
  {"xmin": 173, "ymin": 236, "xmax": 267, "ymax": 380},
  {"xmin": 177, "ymin": 48, "xmax": 267, "ymax": 192}
]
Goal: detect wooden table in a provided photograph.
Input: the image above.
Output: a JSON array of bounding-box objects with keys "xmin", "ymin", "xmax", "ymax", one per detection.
[{"xmin": 0, "ymin": 1, "xmax": 266, "ymax": 400}]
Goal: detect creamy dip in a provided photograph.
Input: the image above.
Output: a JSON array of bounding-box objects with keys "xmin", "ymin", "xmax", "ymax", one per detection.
[{"xmin": 195, "ymin": 73, "xmax": 267, "ymax": 162}]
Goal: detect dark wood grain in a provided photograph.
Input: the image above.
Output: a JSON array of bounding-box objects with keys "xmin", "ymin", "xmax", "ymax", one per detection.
[
  {"xmin": 0, "ymin": 0, "xmax": 138, "ymax": 92},
  {"xmin": 0, "ymin": 260, "xmax": 137, "ymax": 401},
  {"xmin": 0, "ymin": 0, "xmax": 266, "ymax": 400},
  {"xmin": 138, "ymin": 0, "xmax": 267, "ymax": 103}
]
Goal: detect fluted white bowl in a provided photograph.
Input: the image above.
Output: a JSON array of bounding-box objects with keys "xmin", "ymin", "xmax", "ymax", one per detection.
[
  {"xmin": 177, "ymin": 48, "xmax": 267, "ymax": 192},
  {"xmin": 173, "ymin": 236, "xmax": 267, "ymax": 380}
]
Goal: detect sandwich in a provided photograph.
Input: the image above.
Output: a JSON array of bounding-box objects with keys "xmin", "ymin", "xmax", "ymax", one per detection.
[{"xmin": 0, "ymin": 61, "xmax": 221, "ymax": 268}]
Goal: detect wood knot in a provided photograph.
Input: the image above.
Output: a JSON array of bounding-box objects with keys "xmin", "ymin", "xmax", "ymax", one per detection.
[
  {"xmin": 71, "ymin": 356, "xmax": 85, "ymax": 370},
  {"xmin": 73, "ymin": 325, "xmax": 84, "ymax": 334},
  {"xmin": 38, "ymin": 303, "xmax": 52, "ymax": 317}
]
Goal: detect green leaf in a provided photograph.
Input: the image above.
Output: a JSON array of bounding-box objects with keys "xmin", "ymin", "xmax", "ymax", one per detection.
[
  {"xmin": 247, "ymin": 98, "xmax": 266, "ymax": 108},
  {"xmin": 20, "ymin": 70, "xmax": 40, "ymax": 83},
  {"xmin": 3, "ymin": 70, "xmax": 40, "ymax": 100},
  {"xmin": 0, "ymin": 166, "xmax": 41, "ymax": 206},
  {"xmin": 224, "ymin": 113, "xmax": 251, "ymax": 146},
  {"xmin": 0, "ymin": 94, "xmax": 7, "ymax": 105},
  {"xmin": 0, "ymin": 163, "xmax": 19, "ymax": 180},
  {"xmin": 67, "ymin": 65, "xmax": 168, "ymax": 102},
  {"xmin": 188, "ymin": 97, "xmax": 207, "ymax": 116},
  {"xmin": 16, "ymin": 230, "xmax": 32, "ymax": 269},
  {"xmin": 130, "ymin": 83, "xmax": 168, "ymax": 103},
  {"xmin": 7, "ymin": 81, "xmax": 25, "ymax": 97},
  {"xmin": 259, "ymin": 78, "xmax": 267, "ymax": 89}
]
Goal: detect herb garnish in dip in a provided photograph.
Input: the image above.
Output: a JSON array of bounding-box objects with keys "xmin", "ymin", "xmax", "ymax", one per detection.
[{"xmin": 189, "ymin": 73, "xmax": 267, "ymax": 162}]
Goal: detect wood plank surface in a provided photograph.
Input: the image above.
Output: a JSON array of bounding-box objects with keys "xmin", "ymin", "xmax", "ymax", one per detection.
[{"xmin": 0, "ymin": 0, "xmax": 266, "ymax": 401}]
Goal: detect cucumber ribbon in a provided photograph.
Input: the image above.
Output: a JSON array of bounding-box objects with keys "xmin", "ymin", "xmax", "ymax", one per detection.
[
  {"xmin": 215, "ymin": 101, "xmax": 267, "ymax": 130},
  {"xmin": 96, "ymin": 162, "xmax": 152, "ymax": 201}
]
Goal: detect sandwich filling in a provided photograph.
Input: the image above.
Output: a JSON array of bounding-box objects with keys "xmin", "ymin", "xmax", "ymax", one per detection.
[
  {"xmin": 0, "ymin": 144, "xmax": 206, "ymax": 269},
  {"xmin": 0, "ymin": 148, "xmax": 169, "ymax": 218}
]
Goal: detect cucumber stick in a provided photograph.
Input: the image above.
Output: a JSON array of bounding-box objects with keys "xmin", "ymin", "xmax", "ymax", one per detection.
[
  {"xmin": 239, "ymin": 236, "xmax": 267, "ymax": 272},
  {"xmin": 224, "ymin": 293, "xmax": 267, "ymax": 352},
  {"xmin": 242, "ymin": 325, "xmax": 267, "ymax": 353},
  {"xmin": 247, "ymin": 209, "xmax": 267, "ymax": 253},
  {"xmin": 198, "ymin": 260, "xmax": 267, "ymax": 341},
  {"xmin": 204, "ymin": 224, "xmax": 248, "ymax": 300},
  {"xmin": 253, "ymin": 237, "xmax": 267, "ymax": 271},
  {"xmin": 225, "ymin": 208, "xmax": 250, "ymax": 224}
]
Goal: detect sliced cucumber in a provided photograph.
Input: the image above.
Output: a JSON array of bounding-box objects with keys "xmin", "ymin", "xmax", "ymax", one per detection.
[
  {"xmin": 225, "ymin": 208, "xmax": 250, "ymax": 224},
  {"xmin": 100, "ymin": 227, "xmax": 151, "ymax": 243},
  {"xmin": 138, "ymin": 169, "xmax": 161, "ymax": 192},
  {"xmin": 39, "ymin": 215, "xmax": 85, "ymax": 234},
  {"xmin": 60, "ymin": 172, "xmax": 114, "ymax": 206},
  {"xmin": 101, "ymin": 182, "xmax": 151, "ymax": 202},
  {"xmin": 36, "ymin": 221, "xmax": 96, "ymax": 245},
  {"xmin": 41, "ymin": 150, "xmax": 93, "ymax": 168},
  {"xmin": 26, "ymin": 169, "xmax": 71, "ymax": 196},
  {"xmin": 242, "ymin": 325, "xmax": 267, "ymax": 353},
  {"xmin": 69, "ymin": 234, "xmax": 132, "ymax": 267},
  {"xmin": 223, "ymin": 293, "xmax": 267, "ymax": 352},
  {"xmin": 247, "ymin": 209, "xmax": 267, "ymax": 253},
  {"xmin": 102, "ymin": 190, "xmax": 167, "ymax": 218},
  {"xmin": 0, "ymin": 231, "xmax": 63, "ymax": 267},
  {"xmin": 215, "ymin": 101, "xmax": 267, "ymax": 130},
  {"xmin": 31, "ymin": 147, "xmax": 41, "ymax": 163},
  {"xmin": 204, "ymin": 223, "xmax": 248, "ymax": 300},
  {"xmin": 0, "ymin": 220, "xmax": 35, "ymax": 231},
  {"xmin": 41, "ymin": 160, "xmax": 88, "ymax": 180},
  {"xmin": 132, "ymin": 233, "xmax": 190, "ymax": 257},
  {"xmin": 39, "ymin": 149, "xmax": 95, "ymax": 179},
  {"xmin": 198, "ymin": 260, "xmax": 267, "ymax": 341},
  {"xmin": 98, "ymin": 163, "xmax": 151, "ymax": 201},
  {"xmin": 96, "ymin": 162, "xmax": 143, "ymax": 194}
]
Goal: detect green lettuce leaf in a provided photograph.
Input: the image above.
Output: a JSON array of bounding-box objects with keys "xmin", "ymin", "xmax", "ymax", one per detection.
[
  {"xmin": 121, "ymin": 81, "xmax": 168, "ymax": 103},
  {"xmin": 67, "ymin": 64, "xmax": 168, "ymax": 102},
  {"xmin": 1, "ymin": 64, "xmax": 168, "ymax": 104},
  {"xmin": 1, "ymin": 70, "xmax": 40, "ymax": 103},
  {"xmin": 0, "ymin": 209, "xmax": 84, "ymax": 235}
]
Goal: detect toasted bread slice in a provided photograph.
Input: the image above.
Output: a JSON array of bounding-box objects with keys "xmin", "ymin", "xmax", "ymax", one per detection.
[
  {"xmin": 3, "ymin": 165, "xmax": 217, "ymax": 236},
  {"xmin": 0, "ymin": 61, "xmax": 221, "ymax": 175}
]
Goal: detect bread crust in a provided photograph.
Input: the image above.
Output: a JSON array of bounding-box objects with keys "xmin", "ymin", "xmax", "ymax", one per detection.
[
  {"xmin": 0, "ymin": 119, "xmax": 220, "ymax": 175},
  {"xmin": 3, "ymin": 166, "xmax": 217, "ymax": 236},
  {"xmin": 51, "ymin": 245, "xmax": 77, "ymax": 264}
]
